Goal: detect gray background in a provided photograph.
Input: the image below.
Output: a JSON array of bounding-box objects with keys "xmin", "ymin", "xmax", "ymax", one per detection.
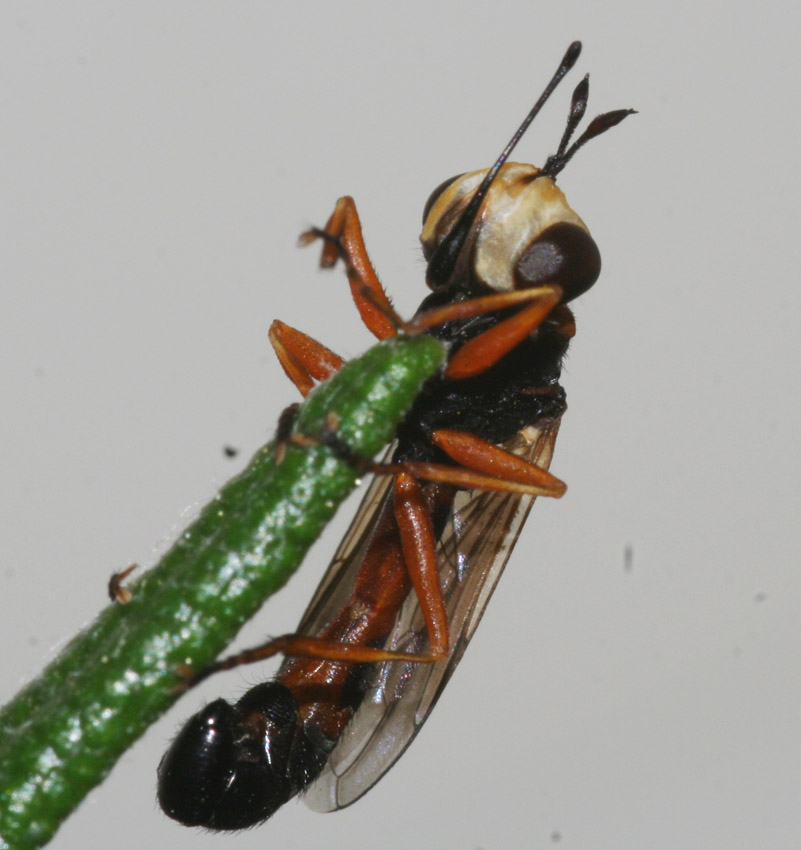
[{"xmin": 2, "ymin": 2, "xmax": 799, "ymax": 848}]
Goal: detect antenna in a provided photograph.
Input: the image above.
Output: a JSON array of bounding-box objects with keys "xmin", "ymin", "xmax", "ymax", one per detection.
[{"xmin": 541, "ymin": 74, "xmax": 636, "ymax": 178}]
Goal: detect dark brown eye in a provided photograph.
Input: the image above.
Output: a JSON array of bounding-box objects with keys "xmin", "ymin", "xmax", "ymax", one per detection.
[
  {"xmin": 421, "ymin": 173, "xmax": 464, "ymax": 226},
  {"xmin": 513, "ymin": 221, "xmax": 601, "ymax": 302}
]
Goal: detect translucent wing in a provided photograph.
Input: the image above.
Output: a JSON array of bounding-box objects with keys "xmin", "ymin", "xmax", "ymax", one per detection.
[
  {"xmin": 295, "ymin": 448, "xmax": 397, "ymax": 632},
  {"xmin": 299, "ymin": 420, "xmax": 561, "ymax": 812}
]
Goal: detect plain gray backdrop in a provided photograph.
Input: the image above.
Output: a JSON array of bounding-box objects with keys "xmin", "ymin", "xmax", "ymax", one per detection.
[{"xmin": 2, "ymin": 2, "xmax": 799, "ymax": 848}]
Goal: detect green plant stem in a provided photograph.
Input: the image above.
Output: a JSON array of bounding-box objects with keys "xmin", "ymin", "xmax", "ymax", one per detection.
[{"xmin": 0, "ymin": 333, "xmax": 445, "ymax": 850}]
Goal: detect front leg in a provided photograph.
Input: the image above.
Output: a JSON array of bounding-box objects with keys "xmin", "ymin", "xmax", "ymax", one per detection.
[
  {"xmin": 299, "ymin": 196, "xmax": 398, "ymax": 340},
  {"xmin": 269, "ymin": 319, "xmax": 345, "ymax": 397}
]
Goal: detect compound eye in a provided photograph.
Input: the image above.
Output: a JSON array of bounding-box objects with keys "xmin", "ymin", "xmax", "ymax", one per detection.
[
  {"xmin": 513, "ymin": 221, "xmax": 601, "ymax": 302},
  {"xmin": 422, "ymin": 173, "xmax": 464, "ymax": 227}
]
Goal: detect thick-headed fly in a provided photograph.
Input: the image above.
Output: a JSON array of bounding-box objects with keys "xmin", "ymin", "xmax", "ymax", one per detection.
[{"xmin": 157, "ymin": 41, "xmax": 634, "ymax": 829}]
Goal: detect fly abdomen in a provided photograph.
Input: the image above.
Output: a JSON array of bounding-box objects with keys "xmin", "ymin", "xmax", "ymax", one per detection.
[{"xmin": 157, "ymin": 681, "xmax": 328, "ymax": 830}]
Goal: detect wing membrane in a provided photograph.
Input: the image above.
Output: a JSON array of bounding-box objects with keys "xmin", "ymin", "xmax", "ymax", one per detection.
[
  {"xmin": 300, "ymin": 421, "xmax": 561, "ymax": 812},
  {"xmin": 297, "ymin": 459, "xmax": 397, "ymax": 633}
]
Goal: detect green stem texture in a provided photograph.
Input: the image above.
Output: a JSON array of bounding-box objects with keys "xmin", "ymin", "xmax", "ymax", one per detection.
[{"xmin": 0, "ymin": 334, "xmax": 445, "ymax": 850}]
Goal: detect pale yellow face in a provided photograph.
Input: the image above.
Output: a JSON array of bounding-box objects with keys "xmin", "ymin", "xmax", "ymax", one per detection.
[{"xmin": 420, "ymin": 162, "xmax": 590, "ymax": 293}]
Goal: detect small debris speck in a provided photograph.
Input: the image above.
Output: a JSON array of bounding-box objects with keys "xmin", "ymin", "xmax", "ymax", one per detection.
[{"xmin": 624, "ymin": 544, "xmax": 633, "ymax": 572}]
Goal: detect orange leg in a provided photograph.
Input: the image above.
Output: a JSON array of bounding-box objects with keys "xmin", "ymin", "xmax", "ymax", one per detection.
[
  {"xmin": 430, "ymin": 429, "xmax": 567, "ymax": 496},
  {"xmin": 392, "ymin": 472, "xmax": 449, "ymax": 658},
  {"xmin": 444, "ymin": 285, "xmax": 563, "ymax": 380},
  {"xmin": 367, "ymin": 437, "xmax": 566, "ymax": 498},
  {"xmin": 408, "ymin": 284, "xmax": 562, "ymax": 332},
  {"xmin": 548, "ymin": 303, "xmax": 577, "ymax": 340},
  {"xmin": 370, "ymin": 460, "xmax": 564, "ymax": 498},
  {"xmin": 299, "ymin": 196, "xmax": 398, "ymax": 341},
  {"xmin": 187, "ymin": 633, "xmax": 443, "ymax": 688},
  {"xmin": 269, "ymin": 319, "xmax": 345, "ymax": 397}
]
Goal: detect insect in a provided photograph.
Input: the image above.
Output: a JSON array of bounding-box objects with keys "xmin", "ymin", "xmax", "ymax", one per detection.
[{"xmin": 157, "ymin": 41, "xmax": 633, "ymax": 829}]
